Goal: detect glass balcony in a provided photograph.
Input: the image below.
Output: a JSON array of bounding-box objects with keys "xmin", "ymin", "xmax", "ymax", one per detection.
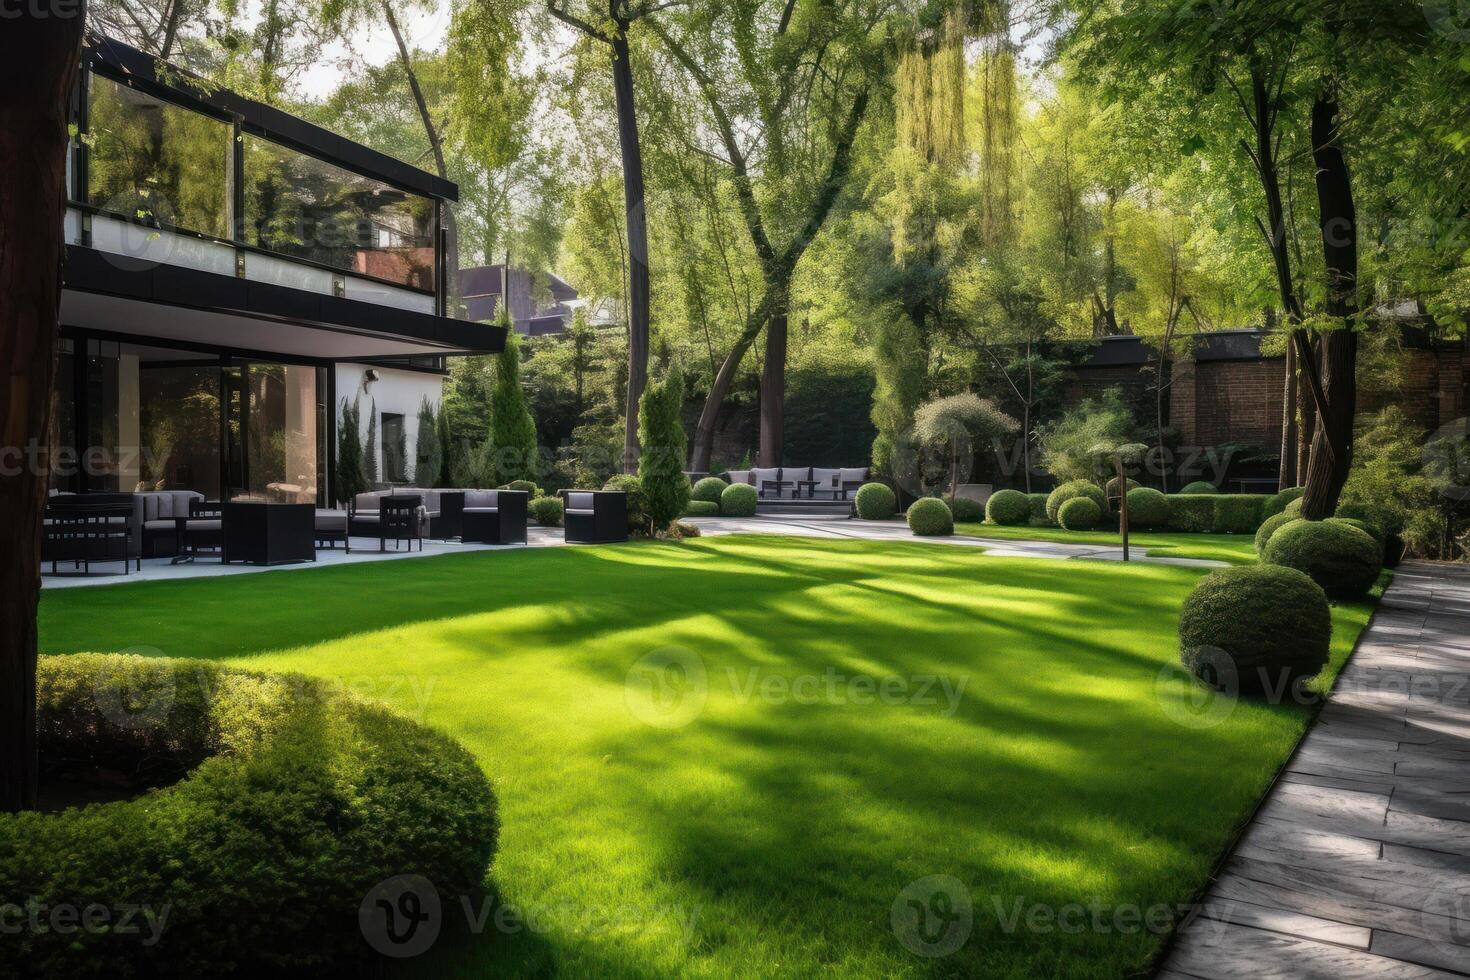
[{"xmin": 71, "ymin": 62, "xmax": 445, "ymax": 316}]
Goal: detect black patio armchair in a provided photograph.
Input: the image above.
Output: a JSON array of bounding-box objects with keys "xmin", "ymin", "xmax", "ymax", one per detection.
[
  {"xmin": 42, "ymin": 494, "xmax": 141, "ymax": 575},
  {"xmin": 460, "ymin": 490, "xmax": 529, "ymax": 545},
  {"xmin": 560, "ymin": 490, "xmax": 628, "ymax": 544},
  {"xmin": 171, "ymin": 500, "xmax": 225, "ymax": 564}
]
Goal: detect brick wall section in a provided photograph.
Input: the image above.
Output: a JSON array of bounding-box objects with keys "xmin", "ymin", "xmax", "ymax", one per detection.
[{"xmin": 1191, "ymin": 359, "xmax": 1286, "ymax": 449}]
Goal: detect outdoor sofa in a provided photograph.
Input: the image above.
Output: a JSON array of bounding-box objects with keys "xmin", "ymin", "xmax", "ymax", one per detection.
[{"xmin": 724, "ymin": 466, "xmax": 870, "ymax": 500}]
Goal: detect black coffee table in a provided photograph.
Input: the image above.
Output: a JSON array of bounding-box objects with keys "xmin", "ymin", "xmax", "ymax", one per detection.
[{"xmin": 223, "ymin": 502, "xmax": 316, "ymax": 566}]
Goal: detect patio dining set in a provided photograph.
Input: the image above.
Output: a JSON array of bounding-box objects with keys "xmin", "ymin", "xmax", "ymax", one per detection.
[{"xmin": 41, "ymin": 487, "xmax": 630, "ymax": 577}]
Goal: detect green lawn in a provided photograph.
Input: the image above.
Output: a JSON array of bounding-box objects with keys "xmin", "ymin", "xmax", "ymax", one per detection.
[
  {"xmin": 956, "ymin": 521, "xmax": 1262, "ymax": 565},
  {"xmin": 38, "ymin": 537, "xmax": 1375, "ymax": 978}
]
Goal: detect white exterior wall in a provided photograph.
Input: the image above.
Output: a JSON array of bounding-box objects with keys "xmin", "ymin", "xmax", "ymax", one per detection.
[{"xmin": 335, "ymin": 364, "xmax": 446, "ymax": 486}]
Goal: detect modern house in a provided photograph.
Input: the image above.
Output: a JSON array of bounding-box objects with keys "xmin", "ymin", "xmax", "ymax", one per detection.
[
  {"xmin": 461, "ymin": 264, "xmax": 614, "ymax": 336},
  {"xmin": 55, "ymin": 35, "xmax": 504, "ymax": 505}
]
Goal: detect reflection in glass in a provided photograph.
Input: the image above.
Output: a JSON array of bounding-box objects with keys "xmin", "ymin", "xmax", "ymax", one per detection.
[
  {"xmin": 51, "ymin": 341, "xmax": 77, "ymax": 493},
  {"xmin": 86, "ymin": 74, "xmax": 231, "ymax": 238},
  {"xmin": 242, "ymin": 363, "xmax": 320, "ymax": 505},
  {"xmin": 139, "ymin": 362, "xmax": 223, "ymax": 499},
  {"xmin": 244, "ymin": 134, "xmax": 436, "ymax": 291},
  {"xmin": 85, "ymin": 340, "xmax": 141, "ymax": 492}
]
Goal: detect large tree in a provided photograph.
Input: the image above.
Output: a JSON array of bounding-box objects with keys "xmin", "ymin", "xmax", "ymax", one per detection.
[
  {"xmin": 648, "ymin": 0, "xmax": 885, "ymax": 470},
  {"xmin": 1, "ymin": 3, "xmax": 87, "ymax": 812},
  {"xmin": 546, "ymin": 0, "xmax": 663, "ymax": 474},
  {"xmin": 1061, "ymin": 0, "xmax": 1435, "ymax": 518}
]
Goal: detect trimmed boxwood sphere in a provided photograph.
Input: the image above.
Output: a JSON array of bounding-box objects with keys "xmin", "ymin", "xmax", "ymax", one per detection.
[
  {"xmin": 684, "ymin": 500, "xmax": 720, "ymax": 517},
  {"xmin": 1254, "ymin": 511, "xmax": 1296, "ymax": 556},
  {"xmin": 950, "ymin": 497, "xmax": 984, "ymax": 523},
  {"xmin": 720, "ymin": 481, "xmax": 759, "ymax": 517},
  {"xmin": 1263, "ymin": 486, "xmax": 1304, "ymax": 519},
  {"xmin": 1263, "ymin": 518, "xmax": 1383, "ymax": 599},
  {"xmin": 1106, "ymin": 476, "xmax": 1141, "ymax": 498},
  {"xmin": 1058, "ymin": 496, "xmax": 1102, "ymax": 530},
  {"xmin": 1283, "ymin": 497, "xmax": 1304, "ymax": 519},
  {"xmin": 1046, "ymin": 480, "xmax": 1108, "ymax": 524},
  {"xmin": 5, "ymin": 654, "xmax": 497, "ymax": 977},
  {"xmin": 986, "ymin": 488, "xmax": 1031, "ymax": 526},
  {"xmin": 1179, "ymin": 481, "xmax": 1219, "ymax": 495},
  {"xmin": 692, "ymin": 476, "xmax": 729, "ymax": 503},
  {"xmin": 907, "ymin": 497, "xmax": 954, "ymax": 536},
  {"xmin": 1125, "ymin": 487, "xmax": 1170, "ymax": 529},
  {"xmin": 854, "ymin": 482, "xmax": 898, "ymax": 520},
  {"xmin": 1179, "ymin": 565, "xmax": 1332, "ymax": 694}
]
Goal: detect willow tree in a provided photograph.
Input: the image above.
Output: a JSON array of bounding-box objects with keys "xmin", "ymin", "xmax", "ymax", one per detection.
[
  {"xmin": 649, "ymin": 0, "xmax": 886, "ymax": 471},
  {"xmin": 1, "ymin": 2, "xmax": 86, "ymax": 812},
  {"xmin": 870, "ymin": 0, "xmax": 1011, "ymax": 480}
]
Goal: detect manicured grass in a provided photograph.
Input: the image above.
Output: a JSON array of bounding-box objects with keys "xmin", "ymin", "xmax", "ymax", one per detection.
[
  {"xmin": 39, "ymin": 537, "xmax": 1375, "ymax": 978},
  {"xmin": 957, "ymin": 521, "xmax": 1261, "ymax": 565}
]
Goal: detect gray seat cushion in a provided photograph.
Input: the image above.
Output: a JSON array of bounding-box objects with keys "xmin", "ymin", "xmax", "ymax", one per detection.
[
  {"xmin": 839, "ymin": 467, "xmax": 869, "ymax": 487},
  {"xmin": 752, "ymin": 468, "xmax": 781, "ymax": 494},
  {"xmin": 724, "ymin": 470, "xmax": 754, "ymax": 486},
  {"xmin": 809, "ymin": 468, "xmax": 842, "ymax": 498},
  {"xmin": 464, "ymin": 490, "xmax": 501, "ymax": 509}
]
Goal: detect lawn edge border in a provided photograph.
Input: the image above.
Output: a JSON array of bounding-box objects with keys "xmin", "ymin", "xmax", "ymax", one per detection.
[{"xmin": 1139, "ymin": 571, "xmax": 1393, "ymax": 979}]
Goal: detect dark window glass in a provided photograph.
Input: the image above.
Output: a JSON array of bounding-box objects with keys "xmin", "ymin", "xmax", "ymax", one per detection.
[
  {"xmin": 243, "ymin": 135, "xmax": 436, "ymax": 291},
  {"xmin": 381, "ymin": 413, "xmax": 407, "ymax": 484},
  {"xmin": 86, "ymin": 74, "xmax": 231, "ymax": 239}
]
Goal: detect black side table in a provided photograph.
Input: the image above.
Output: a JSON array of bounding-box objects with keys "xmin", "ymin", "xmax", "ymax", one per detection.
[{"xmin": 223, "ymin": 502, "xmax": 316, "ymax": 566}]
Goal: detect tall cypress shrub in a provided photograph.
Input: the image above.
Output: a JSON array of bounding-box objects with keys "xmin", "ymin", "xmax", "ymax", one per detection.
[
  {"xmin": 364, "ymin": 398, "xmax": 379, "ymax": 485},
  {"xmin": 435, "ymin": 397, "xmax": 454, "ymax": 488},
  {"xmin": 639, "ymin": 366, "xmax": 690, "ymax": 533},
  {"xmin": 413, "ymin": 396, "xmax": 442, "ymax": 486},
  {"xmin": 336, "ymin": 398, "xmax": 369, "ymax": 505},
  {"xmin": 485, "ymin": 331, "xmax": 539, "ymax": 485}
]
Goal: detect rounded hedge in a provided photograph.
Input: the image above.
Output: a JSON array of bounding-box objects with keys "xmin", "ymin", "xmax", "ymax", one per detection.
[
  {"xmin": 684, "ymin": 500, "xmax": 720, "ymax": 517},
  {"xmin": 1179, "ymin": 481, "xmax": 1219, "ymax": 495},
  {"xmin": 3, "ymin": 654, "xmax": 497, "ymax": 977},
  {"xmin": 1333, "ymin": 502, "xmax": 1391, "ymax": 542},
  {"xmin": 950, "ymin": 497, "xmax": 984, "ymax": 523},
  {"xmin": 1125, "ymin": 487, "xmax": 1170, "ymax": 529},
  {"xmin": 502, "ymin": 479, "xmax": 539, "ymax": 495},
  {"xmin": 907, "ymin": 497, "xmax": 954, "ymax": 536},
  {"xmin": 604, "ymin": 474, "xmax": 651, "ymax": 532},
  {"xmin": 720, "ymin": 482, "xmax": 759, "ymax": 517},
  {"xmin": 1046, "ymin": 480, "xmax": 1108, "ymax": 525},
  {"xmin": 1263, "ymin": 486, "xmax": 1303, "ymax": 519},
  {"xmin": 1283, "ymin": 497, "xmax": 1304, "ymax": 519},
  {"xmin": 986, "ymin": 489, "xmax": 1032, "ymax": 526},
  {"xmin": 1058, "ymin": 496, "xmax": 1102, "ymax": 531},
  {"xmin": 1253, "ymin": 511, "xmax": 1295, "ymax": 556},
  {"xmin": 854, "ymin": 482, "xmax": 898, "ymax": 521},
  {"xmin": 1263, "ymin": 519, "xmax": 1383, "ymax": 599},
  {"xmin": 1106, "ymin": 476, "xmax": 1141, "ymax": 499},
  {"xmin": 1179, "ymin": 565, "xmax": 1332, "ymax": 694},
  {"xmin": 530, "ymin": 495, "xmax": 564, "ymax": 527},
  {"xmin": 692, "ymin": 476, "xmax": 729, "ymax": 504}
]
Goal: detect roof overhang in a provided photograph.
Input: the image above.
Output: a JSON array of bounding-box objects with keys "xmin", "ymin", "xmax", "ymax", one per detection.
[{"xmin": 62, "ymin": 245, "xmax": 505, "ymax": 361}]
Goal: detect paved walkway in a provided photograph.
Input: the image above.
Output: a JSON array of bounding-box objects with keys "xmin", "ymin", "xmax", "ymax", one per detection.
[
  {"xmin": 691, "ymin": 515, "xmax": 1227, "ymax": 567},
  {"xmin": 42, "ymin": 514, "xmax": 1228, "ymax": 589},
  {"xmin": 1162, "ymin": 561, "xmax": 1470, "ymax": 979}
]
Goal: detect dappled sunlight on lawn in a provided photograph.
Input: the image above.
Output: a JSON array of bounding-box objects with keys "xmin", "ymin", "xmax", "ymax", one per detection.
[{"xmin": 38, "ymin": 536, "xmax": 1377, "ymax": 978}]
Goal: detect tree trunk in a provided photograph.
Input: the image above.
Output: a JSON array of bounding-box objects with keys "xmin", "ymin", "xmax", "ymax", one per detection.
[
  {"xmin": 758, "ymin": 297, "xmax": 788, "ymax": 466},
  {"xmin": 1297, "ymin": 347, "xmax": 1316, "ymax": 480},
  {"xmin": 0, "ymin": 4, "xmax": 85, "ymax": 813},
  {"xmin": 1279, "ymin": 338, "xmax": 1298, "ymax": 488},
  {"xmin": 1300, "ymin": 87, "xmax": 1359, "ymax": 520},
  {"xmin": 611, "ymin": 23, "xmax": 650, "ymax": 475},
  {"xmin": 690, "ymin": 287, "xmax": 780, "ymax": 472}
]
